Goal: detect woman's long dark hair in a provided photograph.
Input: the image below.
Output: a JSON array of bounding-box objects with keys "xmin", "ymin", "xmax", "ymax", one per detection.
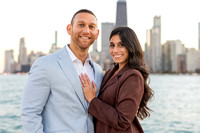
[{"xmin": 110, "ymin": 26, "xmax": 154, "ymax": 120}]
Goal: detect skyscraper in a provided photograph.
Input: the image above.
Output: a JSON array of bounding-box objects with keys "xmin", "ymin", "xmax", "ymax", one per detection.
[
  {"xmin": 100, "ymin": 22, "xmax": 115, "ymax": 70},
  {"xmin": 101, "ymin": 23, "xmax": 115, "ymax": 58},
  {"xmin": 90, "ymin": 40, "xmax": 100, "ymax": 63},
  {"xmin": 144, "ymin": 29, "xmax": 152, "ymax": 68},
  {"xmin": 152, "ymin": 16, "xmax": 161, "ymax": 72},
  {"xmin": 186, "ymin": 48, "xmax": 200, "ymax": 72},
  {"xmin": 49, "ymin": 31, "xmax": 61, "ymax": 54},
  {"xmin": 92, "ymin": 40, "xmax": 98, "ymax": 52},
  {"xmin": 146, "ymin": 16, "xmax": 162, "ymax": 72},
  {"xmin": 162, "ymin": 40, "xmax": 185, "ymax": 72},
  {"xmin": 54, "ymin": 30, "xmax": 57, "ymax": 47},
  {"xmin": 116, "ymin": 0, "xmax": 127, "ymax": 27},
  {"xmin": 198, "ymin": 23, "xmax": 200, "ymax": 51},
  {"xmin": 4, "ymin": 50, "xmax": 15, "ymax": 73},
  {"xmin": 18, "ymin": 37, "xmax": 27, "ymax": 65}
]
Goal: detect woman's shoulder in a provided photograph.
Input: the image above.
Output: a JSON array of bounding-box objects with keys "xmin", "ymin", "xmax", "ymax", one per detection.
[
  {"xmin": 127, "ymin": 68, "xmax": 142, "ymax": 75},
  {"xmin": 122, "ymin": 67, "xmax": 143, "ymax": 80}
]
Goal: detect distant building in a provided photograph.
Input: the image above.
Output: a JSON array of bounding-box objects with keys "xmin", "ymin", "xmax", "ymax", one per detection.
[
  {"xmin": 170, "ymin": 40, "xmax": 185, "ymax": 72},
  {"xmin": 198, "ymin": 23, "xmax": 200, "ymax": 51},
  {"xmin": 162, "ymin": 40, "xmax": 186, "ymax": 72},
  {"xmin": 152, "ymin": 16, "xmax": 162, "ymax": 72},
  {"xmin": 4, "ymin": 50, "xmax": 15, "ymax": 73},
  {"xmin": 27, "ymin": 51, "xmax": 36, "ymax": 65},
  {"xmin": 161, "ymin": 42, "xmax": 172, "ymax": 72},
  {"xmin": 18, "ymin": 38, "xmax": 27, "ymax": 65},
  {"xmin": 145, "ymin": 16, "xmax": 162, "ymax": 72},
  {"xmin": 15, "ymin": 37, "xmax": 32, "ymax": 73},
  {"xmin": 20, "ymin": 64, "xmax": 31, "ymax": 73},
  {"xmin": 186, "ymin": 48, "xmax": 200, "ymax": 72},
  {"xmin": 197, "ymin": 58, "xmax": 200, "ymax": 73},
  {"xmin": 144, "ymin": 29, "xmax": 152, "ymax": 69},
  {"xmin": 27, "ymin": 50, "xmax": 46, "ymax": 66},
  {"xmin": 116, "ymin": 0, "xmax": 127, "ymax": 27},
  {"xmin": 90, "ymin": 40, "xmax": 100, "ymax": 64},
  {"xmin": 49, "ymin": 31, "xmax": 61, "ymax": 54},
  {"xmin": 100, "ymin": 22, "xmax": 115, "ymax": 70},
  {"xmin": 92, "ymin": 40, "xmax": 98, "ymax": 53},
  {"xmin": 101, "ymin": 22, "xmax": 115, "ymax": 59},
  {"xmin": 177, "ymin": 54, "xmax": 186, "ymax": 73},
  {"xmin": 144, "ymin": 42, "xmax": 149, "ymax": 65}
]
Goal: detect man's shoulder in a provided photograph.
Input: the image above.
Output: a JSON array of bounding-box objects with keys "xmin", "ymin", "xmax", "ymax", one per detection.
[
  {"xmin": 35, "ymin": 53, "xmax": 56, "ymax": 63},
  {"xmin": 35, "ymin": 48, "xmax": 65, "ymax": 63}
]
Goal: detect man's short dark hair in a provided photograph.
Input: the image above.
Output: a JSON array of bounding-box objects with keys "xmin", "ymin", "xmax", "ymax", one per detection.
[{"xmin": 70, "ymin": 9, "xmax": 97, "ymax": 24}]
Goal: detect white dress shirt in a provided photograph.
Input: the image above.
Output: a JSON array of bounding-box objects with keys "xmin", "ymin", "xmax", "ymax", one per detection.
[{"xmin": 66, "ymin": 44, "xmax": 94, "ymax": 86}]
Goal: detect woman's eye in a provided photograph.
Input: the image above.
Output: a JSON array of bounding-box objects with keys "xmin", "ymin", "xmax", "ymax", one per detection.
[
  {"xmin": 110, "ymin": 44, "xmax": 114, "ymax": 47},
  {"xmin": 119, "ymin": 44, "xmax": 124, "ymax": 47}
]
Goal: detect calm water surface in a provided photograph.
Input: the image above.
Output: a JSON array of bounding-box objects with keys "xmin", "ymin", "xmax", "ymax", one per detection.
[{"xmin": 0, "ymin": 74, "xmax": 200, "ymax": 133}]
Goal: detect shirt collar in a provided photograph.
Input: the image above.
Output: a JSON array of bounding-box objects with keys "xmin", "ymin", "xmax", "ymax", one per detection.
[{"xmin": 66, "ymin": 44, "xmax": 92, "ymax": 63}]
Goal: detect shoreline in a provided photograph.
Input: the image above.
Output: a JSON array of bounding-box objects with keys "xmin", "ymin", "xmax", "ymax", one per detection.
[{"xmin": 0, "ymin": 72, "xmax": 199, "ymax": 76}]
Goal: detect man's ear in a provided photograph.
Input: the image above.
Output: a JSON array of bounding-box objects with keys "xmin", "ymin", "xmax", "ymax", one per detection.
[
  {"xmin": 66, "ymin": 24, "xmax": 72, "ymax": 35},
  {"xmin": 95, "ymin": 29, "xmax": 99, "ymax": 40}
]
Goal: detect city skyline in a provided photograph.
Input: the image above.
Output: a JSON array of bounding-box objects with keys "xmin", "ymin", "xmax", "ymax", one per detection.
[{"xmin": 1, "ymin": 0, "xmax": 200, "ymax": 73}]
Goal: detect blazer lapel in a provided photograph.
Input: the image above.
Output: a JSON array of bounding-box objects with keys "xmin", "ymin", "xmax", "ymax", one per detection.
[
  {"xmin": 99, "ymin": 65, "xmax": 118, "ymax": 94},
  {"xmin": 57, "ymin": 47, "xmax": 87, "ymax": 109},
  {"xmin": 91, "ymin": 62, "xmax": 103, "ymax": 96},
  {"xmin": 99, "ymin": 64, "xmax": 129, "ymax": 95}
]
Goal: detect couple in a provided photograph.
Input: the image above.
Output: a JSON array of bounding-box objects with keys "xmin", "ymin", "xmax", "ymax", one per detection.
[{"xmin": 21, "ymin": 9, "xmax": 154, "ymax": 133}]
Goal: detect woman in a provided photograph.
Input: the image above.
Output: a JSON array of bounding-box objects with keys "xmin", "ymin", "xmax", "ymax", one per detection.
[{"xmin": 79, "ymin": 26, "xmax": 154, "ymax": 133}]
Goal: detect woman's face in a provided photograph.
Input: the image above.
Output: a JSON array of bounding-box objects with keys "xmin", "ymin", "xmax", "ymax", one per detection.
[{"xmin": 109, "ymin": 34, "xmax": 129, "ymax": 68}]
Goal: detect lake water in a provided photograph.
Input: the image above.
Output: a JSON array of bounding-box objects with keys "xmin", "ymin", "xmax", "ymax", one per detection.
[{"xmin": 0, "ymin": 74, "xmax": 200, "ymax": 133}]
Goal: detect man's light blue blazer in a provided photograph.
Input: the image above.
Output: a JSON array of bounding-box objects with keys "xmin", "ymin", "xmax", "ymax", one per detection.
[{"xmin": 21, "ymin": 46, "xmax": 104, "ymax": 133}]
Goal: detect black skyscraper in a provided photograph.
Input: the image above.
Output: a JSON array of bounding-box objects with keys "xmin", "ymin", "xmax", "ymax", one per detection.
[{"xmin": 116, "ymin": 0, "xmax": 127, "ymax": 27}]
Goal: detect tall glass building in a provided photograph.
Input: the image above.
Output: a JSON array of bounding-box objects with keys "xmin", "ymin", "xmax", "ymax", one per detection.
[{"xmin": 116, "ymin": 0, "xmax": 127, "ymax": 27}]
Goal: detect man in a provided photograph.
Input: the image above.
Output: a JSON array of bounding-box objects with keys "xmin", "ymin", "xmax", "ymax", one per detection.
[{"xmin": 21, "ymin": 9, "xmax": 104, "ymax": 133}]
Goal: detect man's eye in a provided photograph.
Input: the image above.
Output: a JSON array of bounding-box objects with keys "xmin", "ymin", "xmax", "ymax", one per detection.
[
  {"xmin": 89, "ymin": 25, "xmax": 95, "ymax": 29},
  {"xmin": 79, "ymin": 24, "xmax": 84, "ymax": 27}
]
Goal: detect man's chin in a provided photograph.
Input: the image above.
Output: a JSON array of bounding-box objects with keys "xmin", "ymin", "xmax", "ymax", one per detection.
[{"xmin": 80, "ymin": 44, "xmax": 92, "ymax": 49}]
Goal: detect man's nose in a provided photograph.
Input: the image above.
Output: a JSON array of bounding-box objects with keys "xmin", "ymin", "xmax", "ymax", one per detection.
[{"xmin": 82, "ymin": 26, "xmax": 90, "ymax": 34}]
